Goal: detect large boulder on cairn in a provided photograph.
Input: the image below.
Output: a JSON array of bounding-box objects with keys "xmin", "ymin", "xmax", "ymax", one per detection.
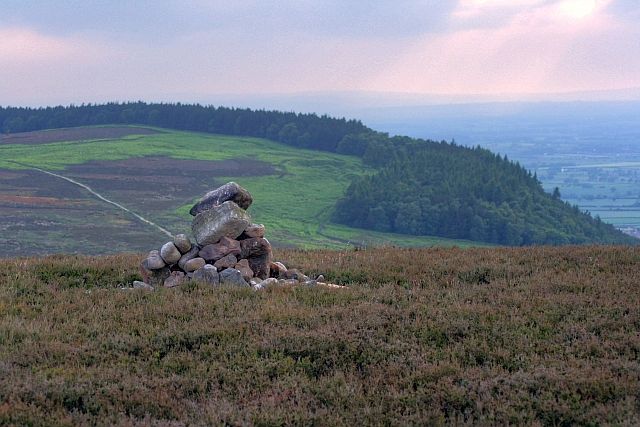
[
  {"xmin": 189, "ymin": 182, "xmax": 253, "ymax": 215},
  {"xmin": 192, "ymin": 201, "xmax": 252, "ymax": 246}
]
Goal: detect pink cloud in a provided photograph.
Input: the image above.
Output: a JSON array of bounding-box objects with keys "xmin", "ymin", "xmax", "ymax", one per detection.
[
  {"xmin": 0, "ymin": 28, "xmax": 83, "ymax": 63},
  {"xmin": 365, "ymin": 0, "xmax": 637, "ymax": 95}
]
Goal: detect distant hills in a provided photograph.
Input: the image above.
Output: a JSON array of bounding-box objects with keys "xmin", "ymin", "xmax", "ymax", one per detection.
[{"xmin": 1, "ymin": 102, "xmax": 636, "ymax": 246}]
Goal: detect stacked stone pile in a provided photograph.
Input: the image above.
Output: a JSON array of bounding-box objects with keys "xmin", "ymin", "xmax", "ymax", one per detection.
[{"xmin": 135, "ymin": 182, "xmax": 337, "ymax": 291}]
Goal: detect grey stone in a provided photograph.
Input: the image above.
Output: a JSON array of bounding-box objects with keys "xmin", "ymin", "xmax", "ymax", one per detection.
[
  {"xmin": 192, "ymin": 264, "xmax": 220, "ymax": 285},
  {"xmin": 214, "ymin": 254, "xmax": 237, "ymax": 270},
  {"xmin": 253, "ymin": 277, "xmax": 278, "ymax": 290},
  {"xmin": 133, "ymin": 280, "xmax": 154, "ymax": 291},
  {"xmin": 280, "ymin": 268, "xmax": 305, "ymax": 282},
  {"xmin": 164, "ymin": 271, "xmax": 187, "ymax": 288},
  {"xmin": 184, "ymin": 257, "xmax": 206, "ymax": 273},
  {"xmin": 219, "ymin": 268, "xmax": 250, "ymax": 287},
  {"xmin": 178, "ymin": 245, "xmax": 200, "ymax": 270},
  {"xmin": 199, "ymin": 236, "xmax": 241, "ymax": 262},
  {"xmin": 303, "ymin": 280, "xmax": 318, "ymax": 287},
  {"xmin": 140, "ymin": 260, "xmax": 170, "ymax": 287},
  {"xmin": 145, "ymin": 254, "xmax": 166, "ymax": 270},
  {"xmin": 173, "ymin": 234, "xmax": 192, "ymax": 254},
  {"xmin": 192, "ymin": 201, "xmax": 252, "ymax": 246},
  {"xmin": 316, "ymin": 274, "xmax": 325, "ymax": 282},
  {"xmin": 189, "ymin": 182, "xmax": 253, "ymax": 215},
  {"xmin": 160, "ymin": 241, "xmax": 181, "ymax": 264}
]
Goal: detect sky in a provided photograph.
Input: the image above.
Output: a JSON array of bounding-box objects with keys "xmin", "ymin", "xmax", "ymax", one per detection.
[{"xmin": 1, "ymin": 0, "xmax": 639, "ymax": 107}]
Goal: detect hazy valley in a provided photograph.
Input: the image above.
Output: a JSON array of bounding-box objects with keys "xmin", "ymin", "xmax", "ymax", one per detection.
[{"xmin": 359, "ymin": 100, "xmax": 640, "ymax": 238}]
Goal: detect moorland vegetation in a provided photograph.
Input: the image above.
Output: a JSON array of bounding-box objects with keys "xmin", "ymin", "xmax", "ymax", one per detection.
[{"xmin": 1, "ymin": 246, "xmax": 639, "ymax": 424}]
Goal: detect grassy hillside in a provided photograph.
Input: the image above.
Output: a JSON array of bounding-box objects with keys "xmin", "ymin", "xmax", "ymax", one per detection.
[
  {"xmin": 2, "ymin": 103, "xmax": 635, "ymax": 247},
  {"xmin": 1, "ymin": 246, "xmax": 639, "ymax": 424},
  {"xmin": 0, "ymin": 126, "xmax": 476, "ymax": 256}
]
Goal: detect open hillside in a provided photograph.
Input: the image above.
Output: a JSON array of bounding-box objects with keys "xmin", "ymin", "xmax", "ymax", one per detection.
[
  {"xmin": 0, "ymin": 126, "xmax": 473, "ymax": 257},
  {"xmin": 0, "ymin": 103, "xmax": 636, "ymax": 248},
  {"xmin": 1, "ymin": 246, "xmax": 639, "ymax": 425}
]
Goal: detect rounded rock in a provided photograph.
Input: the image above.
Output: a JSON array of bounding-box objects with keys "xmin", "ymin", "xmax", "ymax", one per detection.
[
  {"xmin": 219, "ymin": 268, "xmax": 250, "ymax": 287},
  {"xmin": 234, "ymin": 258, "xmax": 254, "ymax": 282},
  {"xmin": 253, "ymin": 277, "xmax": 278, "ymax": 290},
  {"xmin": 133, "ymin": 281, "xmax": 155, "ymax": 291},
  {"xmin": 140, "ymin": 260, "xmax": 170, "ymax": 287},
  {"xmin": 243, "ymin": 224, "xmax": 265, "ymax": 238},
  {"xmin": 189, "ymin": 182, "xmax": 253, "ymax": 216},
  {"xmin": 178, "ymin": 245, "xmax": 200, "ymax": 270},
  {"xmin": 192, "ymin": 264, "xmax": 220, "ymax": 286},
  {"xmin": 145, "ymin": 254, "xmax": 166, "ymax": 270},
  {"xmin": 173, "ymin": 234, "xmax": 192, "ymax": 254},
  {"xmin": 214, "ymin": 253, "xmax": 237, "ymax": 270},
  {"xmin": 160, "ymin": 242, "xmax": 181, "ymax": 264},
  {"xmin": 184, "ymin": 257, "xmax": 206, "ymax": 273},
  {"xmin": 164, "ymin": 271, "xmax": 187, "ymax": 288}
]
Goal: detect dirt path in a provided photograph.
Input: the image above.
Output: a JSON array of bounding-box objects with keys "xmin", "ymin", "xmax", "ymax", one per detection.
[
  {"xmin": 6, "ymin": 161, "xmax": 174, "ymax": 238},
  {"xmin": 0, "ymin": 126, "xmax": 160, "ymax": 145}
]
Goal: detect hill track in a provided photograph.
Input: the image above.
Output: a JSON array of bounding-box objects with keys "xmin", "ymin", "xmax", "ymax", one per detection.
[{"xmin": 6, "ymin": 160, "xmax": 174, "ymax": 238}]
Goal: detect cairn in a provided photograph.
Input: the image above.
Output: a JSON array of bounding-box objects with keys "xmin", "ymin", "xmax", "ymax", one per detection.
[{"xmin": 135, "ymin": 182, "xmax": 337, "ymax": 291}]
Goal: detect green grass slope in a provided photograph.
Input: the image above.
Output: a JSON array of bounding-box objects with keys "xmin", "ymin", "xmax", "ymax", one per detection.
[{"xmin": 0, "ymin": 126, "xmax": 478, "ymax": 255}]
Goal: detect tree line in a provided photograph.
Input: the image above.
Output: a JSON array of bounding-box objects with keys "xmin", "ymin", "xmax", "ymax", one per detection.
[
  {"xmin": 334, "ymin": 139, "xmax": 635, "ymax": 245},
  {"xmin": 0, "ymin": 102, "xmax": 368, "ymax": 153}
]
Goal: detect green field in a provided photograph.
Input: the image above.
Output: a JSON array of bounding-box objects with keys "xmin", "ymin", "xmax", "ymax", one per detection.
[
  {"xmin": 538, "ymin": 165, "xmax": 640, "ymax": 234},
  {"xmin": 0, "ymin": 126, "xmax": 478, "ymax": 256}
]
